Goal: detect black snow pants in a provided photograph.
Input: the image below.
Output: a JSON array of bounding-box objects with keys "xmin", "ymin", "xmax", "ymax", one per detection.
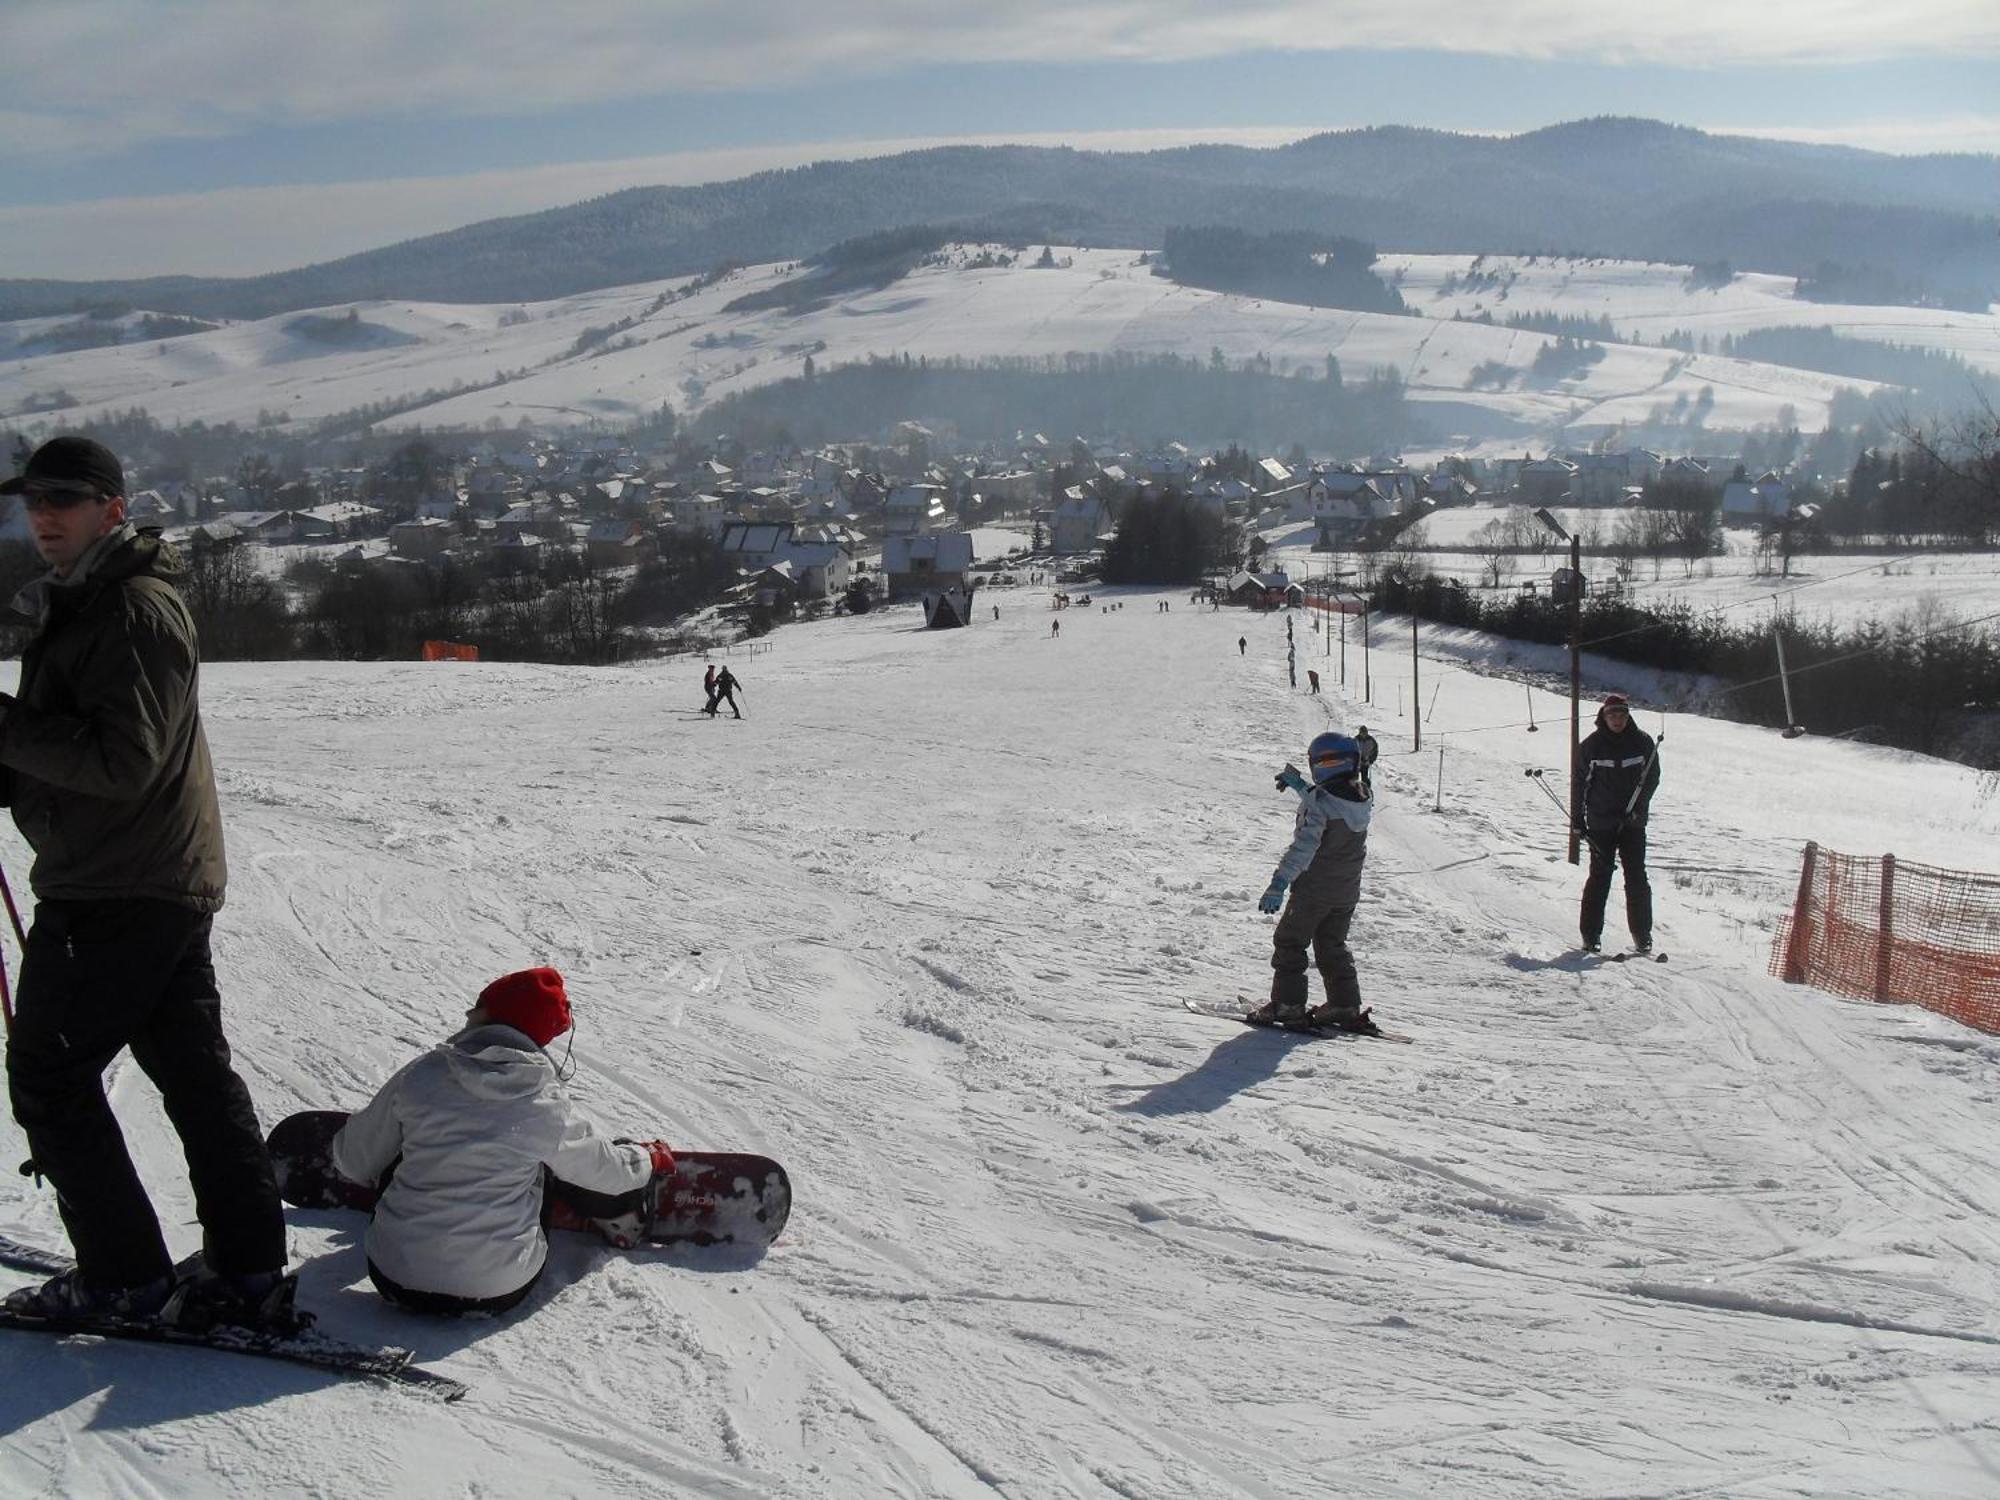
[
  {"xmin": 1270, "ymin": 889, "xmax": 1362, "ymax": 1012},
  {"xmin": 6, "ymin": 899, "xmax": 285, "ymax": 1289},
  {"xmin": 1580, "ymin": 823, "xmax": 1653, "ymax": 949}
]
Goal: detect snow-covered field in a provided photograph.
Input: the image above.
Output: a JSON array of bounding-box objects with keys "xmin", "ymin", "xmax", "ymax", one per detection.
[
  {"xmin": 1, "ymin": 584, "xmax": 1996, "ymax": 1497},
  {"xmin": 8, "ymin": 248, "xmax": 1995, "ymax": 449},
  {"xmin": 1265, "ymin": 504, "xmax": 2000, "ymax": 630},
  {"xmin": 1383, "ymin": 254, "xmax": 2000, "ymax": 376}
]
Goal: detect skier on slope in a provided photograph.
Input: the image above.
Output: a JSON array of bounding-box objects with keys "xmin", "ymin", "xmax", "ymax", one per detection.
[
  {"xmin": 1354, "ymin": 725, "xmax": 1379, "ymax": 795},
  {"xmin": 1249, "ymin": 733, "xmax": 1382, "ymax": 1035},
  {"xmin": 705, "ymin": 665, "xmax": 744, "ymax": 719},
  {"xmin": 330, "ymin": 967, "xmax": 675, "ymax": 1316},
  {"xmin": 1573, "ymin": 693, "xmax": 1661, "ymax": 955}
]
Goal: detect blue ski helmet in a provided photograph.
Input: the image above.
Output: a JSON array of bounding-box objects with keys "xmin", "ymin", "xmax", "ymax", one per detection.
[{"xmin": 1307, "ymin": 732, "xmax": 1361, "ymax": 785}]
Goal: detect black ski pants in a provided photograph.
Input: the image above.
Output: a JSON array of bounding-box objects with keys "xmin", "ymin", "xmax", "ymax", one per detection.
[
  {"xmin": 1580, "ymin": 823, "xmax": 1653, "ymax": 948},
  {"xmin": 6, "ymin": 899, "xmax": 285, "ymax": 1289},
  {"xmin": 1270, "ymin": 891, "xmax": 1362, "ymax": 1011}
]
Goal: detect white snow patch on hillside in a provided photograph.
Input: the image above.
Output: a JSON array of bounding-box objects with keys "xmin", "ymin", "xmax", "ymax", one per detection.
[{"xmin": 7, "ymin": 248, "xmax": 1982, "ymax": 448}]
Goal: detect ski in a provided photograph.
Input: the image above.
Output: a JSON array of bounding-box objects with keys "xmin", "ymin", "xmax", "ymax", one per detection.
[
  {"xmin": 0, "ymin": 1237, "xmax": 467, "ymax": 1402},
  {"xmin": 1182, "ymin": 997, "xmax": 1413, "ymax": 1044}
]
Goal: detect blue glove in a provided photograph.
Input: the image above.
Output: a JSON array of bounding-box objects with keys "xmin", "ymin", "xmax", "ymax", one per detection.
[
  {"xmin": 1258, "ymin": 879, "xmax": 1288, "ymax": 914},
  {"xmin": 1275, "ymin": 764, "xmax": 1308, "ymax": 794}
]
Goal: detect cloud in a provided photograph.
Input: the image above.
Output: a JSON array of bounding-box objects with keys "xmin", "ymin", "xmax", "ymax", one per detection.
[
  {"xmin": 1715, "ymin": 114, "xmax": 2000, "ymax": 156},
  {"xmin": 0, "ymin": 127, "xmax": 1322, "ymax": 280},
  {"xmin": 8, "ymin": 1, "xmax": 1999, "ymax": 159}
]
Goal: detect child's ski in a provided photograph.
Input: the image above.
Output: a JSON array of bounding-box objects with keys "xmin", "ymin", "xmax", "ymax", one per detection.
[{"xmin": 1181, "ymin": 997, "xmax": 1413, "ymax": 1044}]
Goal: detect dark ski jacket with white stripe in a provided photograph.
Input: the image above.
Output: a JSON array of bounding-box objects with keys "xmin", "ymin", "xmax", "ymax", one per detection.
[{"xmin": 1574, "ymin": 711, "xmax": 1661, "ymax": 834}]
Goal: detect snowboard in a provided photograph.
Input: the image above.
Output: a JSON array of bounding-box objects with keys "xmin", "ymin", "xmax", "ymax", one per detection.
[
  {"xmin": 1182, "ymin": 997, "xmax": 1413, "ymax": 1044},
  {"xmin": 0, "ymin": 1234, "xmax": 466, "ymax": 1401},
  {"xmin": 266, "ymin": 1110, "xmax": 791, "ymax": 1251}
]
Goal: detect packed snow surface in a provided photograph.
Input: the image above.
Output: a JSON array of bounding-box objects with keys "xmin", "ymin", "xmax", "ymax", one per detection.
[{"xmin": 1, "ymin": 585, "xmax": 1998, "ymax": 1497}]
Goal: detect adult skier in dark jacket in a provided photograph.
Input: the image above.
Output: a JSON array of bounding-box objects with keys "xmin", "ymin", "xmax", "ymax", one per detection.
[
  {"xmin": 1573, "ymin": 692, "xmax": 1661, "ymax": 954},
  {"xmin": 0, "ymin": 435, "xmax": 294, "ymax": 1329}
]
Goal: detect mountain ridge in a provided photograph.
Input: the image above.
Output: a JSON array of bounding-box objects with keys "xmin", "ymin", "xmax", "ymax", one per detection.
[{"xmin": 3, "ymin": 117, "xmax": 1995, "ymax": 323}]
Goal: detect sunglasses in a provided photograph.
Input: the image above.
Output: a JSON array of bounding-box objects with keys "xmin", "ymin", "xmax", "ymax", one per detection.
[{"xmin": 21, "ymin": 488, "xmax": 105, "ymax": 513}]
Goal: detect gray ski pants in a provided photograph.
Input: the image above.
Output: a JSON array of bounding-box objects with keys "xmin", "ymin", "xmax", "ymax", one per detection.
[{"xmin": 1270, "ymin": 887, "xmax": 1362, "ymax": 1011}]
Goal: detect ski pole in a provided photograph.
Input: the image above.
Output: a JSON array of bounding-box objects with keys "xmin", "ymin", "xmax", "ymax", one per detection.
[
  {"xmin": 0, "ymin": 860, "xmax": 20, "ymax": 1034},
  {"xmin": 1524, "ymin": 768, "xmax": 1584, "ymax": 832}
]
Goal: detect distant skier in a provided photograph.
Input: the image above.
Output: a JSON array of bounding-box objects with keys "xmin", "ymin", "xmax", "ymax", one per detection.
[
  {"xmin": 701, "ymin": 662, "xmax": 718, "ymax": 714},
  {"xmin": 1307, "ymin": 669, "xmax": 1321, "ymax": 694},
  {"xmin": 1051, "ymin": 619, "xmax": 1060, "ymax": 638},
  {"xmin": 331, "ymin": 967, "xmax": 675, "ymax": 1316},
  {"xmin": 1238, "ymin": 636, "xmax": 1247, "ymax": 656},
  {"xmin": 706, "ymin": 665, "xmax": 743, "ymax": 719},
  {"xmin": 1249, "ymin": 733, "xmax": 1381, "ymax": 1035},
  {"xmin": 1354, "ymin": 724, "xmax": 1379, "ymax": 794},
  {"xmin": 1573, "ymin": 693, "xmax": 1661, "ymax": 955}
]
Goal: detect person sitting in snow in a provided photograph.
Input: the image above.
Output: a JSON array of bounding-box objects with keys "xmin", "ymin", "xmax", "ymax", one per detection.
[
  {"xmin": 330, "ymin": 967, "xmax": 674, "ymax": 1317},
  {"xmin": 1250, "ymin": 733, "xmax": 1382, "ymax": 1036}
]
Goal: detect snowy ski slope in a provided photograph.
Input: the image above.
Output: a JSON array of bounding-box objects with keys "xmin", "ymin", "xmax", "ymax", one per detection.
[
  {"xmin": 0, "ymin": 584, "xmax": 1995, "ymax": 1496},
  {"xmin": 7, "ymin": 249, "xmax": 1995, "ymax": 447}
]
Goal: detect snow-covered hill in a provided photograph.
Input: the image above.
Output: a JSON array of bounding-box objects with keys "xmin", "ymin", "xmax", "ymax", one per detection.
[
  {"xmin": 1, "ymin": 587, "xmax": 1995, "ymax": 1497},
  {"xmin": 6, "ymin": 249, "xmax": 1994, "ymax": 449}
]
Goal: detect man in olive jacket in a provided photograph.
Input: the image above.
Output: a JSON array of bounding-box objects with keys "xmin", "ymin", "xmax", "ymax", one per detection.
[{"xmin": 0, "ymin": 436, "xmax": 292, "ymax": 1327}]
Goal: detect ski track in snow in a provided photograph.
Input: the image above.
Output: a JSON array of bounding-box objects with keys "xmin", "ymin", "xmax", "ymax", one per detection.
[{"xmin": 1, "ymin": 591, "xmax": 1998, "ymax": 1496}]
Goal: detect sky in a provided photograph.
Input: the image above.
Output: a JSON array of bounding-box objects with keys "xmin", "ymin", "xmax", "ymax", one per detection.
[{"xmin": 3, "ymin": 0, "xmax": 1999, "ymax": 281}]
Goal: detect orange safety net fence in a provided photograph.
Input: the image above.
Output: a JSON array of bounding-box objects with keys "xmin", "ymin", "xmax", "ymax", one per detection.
[
  {"xmin": 1771, "ymin": 842, "xmax": 2000, "ymax": 1035},
  {"xmin": 421, "ymin": 640, "xmax": 480, "ymax": 662}
]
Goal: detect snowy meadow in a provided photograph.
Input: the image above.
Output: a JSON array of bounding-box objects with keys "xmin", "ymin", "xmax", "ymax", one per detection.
[{"xmin": 1, "ymin": 582, "xmax": 1996, "ymax": 1497}]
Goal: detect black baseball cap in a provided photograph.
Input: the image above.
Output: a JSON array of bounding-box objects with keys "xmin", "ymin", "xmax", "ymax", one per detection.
[{"xmin": 0, "ymin": 435, "xmax": 125, "ymax": 499}]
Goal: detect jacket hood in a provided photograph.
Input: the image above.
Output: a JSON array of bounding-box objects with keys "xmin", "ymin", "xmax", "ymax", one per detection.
[
  {"xmin": 440, "ymin": 1023, "xmax": 558, "ymax": 1101},
  {"xmin": 1312, "ymin": 781, "xmax": 1373, "ymax": 832}
]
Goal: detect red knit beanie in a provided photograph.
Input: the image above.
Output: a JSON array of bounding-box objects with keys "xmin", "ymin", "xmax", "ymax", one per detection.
[{"xmin": 477, "ymin": 967, "xmax": 572, "ymax": 1047}]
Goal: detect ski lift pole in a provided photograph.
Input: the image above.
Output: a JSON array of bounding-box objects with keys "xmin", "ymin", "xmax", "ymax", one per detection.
[{"xmin": 1774, "ymin": 627, "xmax": 1804, "ymax": 738}]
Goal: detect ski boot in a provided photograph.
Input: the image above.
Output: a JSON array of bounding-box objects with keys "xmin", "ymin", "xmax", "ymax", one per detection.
[
  {"xmin": 1246, "ymin": 997, "xmax": 1312, "ymax": 1028},
  {"xmin": 1306, "ymin": 1003, "xmax": 1384, "ymax": 1036},
  {"xmin": 3, "ymin": 1268, "xmax": 172, "ymax": 1322},
  {"xmin": 164, "ymin": 1266, "xmax": 312, "ymax": 1336}
]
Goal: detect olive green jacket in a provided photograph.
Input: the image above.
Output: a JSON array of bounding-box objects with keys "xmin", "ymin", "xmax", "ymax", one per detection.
[{"xmin": 0, "ymin": 529, "xmax": 226, "ymax": 910}]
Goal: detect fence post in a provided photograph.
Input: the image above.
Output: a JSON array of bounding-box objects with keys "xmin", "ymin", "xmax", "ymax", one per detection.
[
  {"xmin": 1874, "ymin": 854, "xmax": 1897, "ymax": 1002},
  {"xmin": 1780, "ymin": 841, "xmax": 1818, "ymax": 983}
]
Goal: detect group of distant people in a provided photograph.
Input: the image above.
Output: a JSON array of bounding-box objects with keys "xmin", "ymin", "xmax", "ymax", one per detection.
[{"xmin": 699, "ymin": 662, "xmax": 744, "ymax": 719}]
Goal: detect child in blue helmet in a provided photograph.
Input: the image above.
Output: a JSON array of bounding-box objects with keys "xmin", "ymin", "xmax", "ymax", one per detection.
[{"xmin": 1252, "ymin": 732, "xmax": 1380, "ymax": 1034}]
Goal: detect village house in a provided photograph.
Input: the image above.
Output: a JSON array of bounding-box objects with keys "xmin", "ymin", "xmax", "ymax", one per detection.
[
  {"xmin": 1225, "ymin": 570, "xmax": 1300, "ymax": 609},
  {"xmin": 718, "ymin": 520, "xmax": 853, "ymax": 598},
  {"xmin": 882, "ymin": 532, "xmax": 975, "ymax": 600},
  {"xmin": 1721, "ymin": 470, "xmax": 1791, "ymax": 524},
  {"xmin": 883, "ymin": 483, "xmax": 950, "ymax": 536},
  {"xmin": 1565, "ymin": 449, "xmax": 1662, "ymax": 505},
  {"xmin": 1050, "ymin": 489, "xmax": 1114, "ymax": 554},
  {"xmin": 388, "ymin": 517, "xmax": 455, "ymax": 560},
  {"xmin": 585, "ymin": 518, "xmax": 656, "ymax": 569},
  {"xmin": 1517, "ymin": 456, "xmax": 1580, "ymax": 505}
]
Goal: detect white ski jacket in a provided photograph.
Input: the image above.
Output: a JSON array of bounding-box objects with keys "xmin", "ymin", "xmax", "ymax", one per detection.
[
  {"xmin": 1272, "ymin": 781, "xmax": 1373, "ymax": 904},
  {"xmin": 331, "ymin": 1023, "xmax": 652, "ymax": 1302}
]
